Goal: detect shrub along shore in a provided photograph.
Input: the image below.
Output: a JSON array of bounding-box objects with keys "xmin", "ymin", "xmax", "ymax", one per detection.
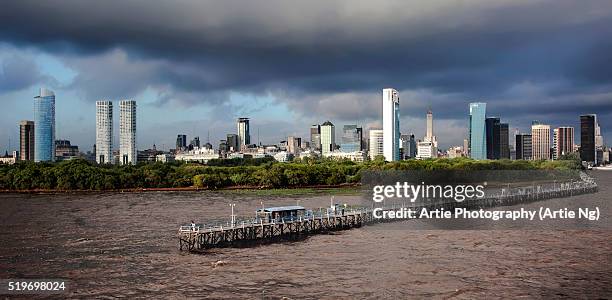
[{"xmin": 0, "ymin": 156, "xmax": 581, "ymax": 191}]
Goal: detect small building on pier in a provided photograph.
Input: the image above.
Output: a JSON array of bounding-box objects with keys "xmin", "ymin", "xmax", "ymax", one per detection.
[{"xmin": 257, "ymin": 206, "xmax": 306, "ymax": 222}]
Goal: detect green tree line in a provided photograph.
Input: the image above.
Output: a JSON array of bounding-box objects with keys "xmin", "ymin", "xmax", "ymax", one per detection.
[{"xmin": 0, "ymin": 156, "xmax": 580, "ymax": 191}]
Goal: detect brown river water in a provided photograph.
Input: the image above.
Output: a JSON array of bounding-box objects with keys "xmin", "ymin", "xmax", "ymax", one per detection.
[{"xmin": 1, "ymin": 171, "xmax": 611, "ymax": 299}]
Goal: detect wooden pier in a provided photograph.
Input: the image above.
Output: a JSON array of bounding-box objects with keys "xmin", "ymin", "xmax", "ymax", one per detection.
[{"xmin": 179, "ymin": 172, "xmax": 598, "ymax": 252}]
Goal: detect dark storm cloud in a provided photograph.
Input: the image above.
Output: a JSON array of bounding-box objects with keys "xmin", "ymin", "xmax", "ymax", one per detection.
[
  {"xmin": 1, "ymin": 0, "xmax": 612, "ymax": 126},
  {"xmin": 0, "ymin": 54, "xmax": 54, "ymax": 93}
]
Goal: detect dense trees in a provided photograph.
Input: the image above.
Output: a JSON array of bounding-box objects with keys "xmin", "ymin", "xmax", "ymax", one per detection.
[{"xmin": 0, "ymin": 157, "xmax": 580, "ymax": 191}]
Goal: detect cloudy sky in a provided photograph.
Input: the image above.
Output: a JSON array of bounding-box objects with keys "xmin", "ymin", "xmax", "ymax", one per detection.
[{"xmin": 1, "ymin": 0, "xmax": 611, "ymax": 152}]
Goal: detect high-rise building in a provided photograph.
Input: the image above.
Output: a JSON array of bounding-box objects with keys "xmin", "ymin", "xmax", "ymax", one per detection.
[
  {"xmin": 341, "ymin": 125, "xmax": 362, "ymax": 153},
  {"xmin": 96, "ymin": 100, "xmax": 113, "ymax": 164},
  {"xmin": 190, "ymin": 136, "xmax": 200, "ymax": 149},
  {"xmin": 531, "ymin": 123, "xmax": 551, "ymax": 160},
  {"xmin": 226, "ymin": 134, "xmax": 239, "ymax": 152},
  {"xmin": 369, "ymin": 129, "xmax": 384, "ymax": 160},
  {"xmin": 469, "ymin": 102, "xmax": 487, "ymax": 160},
  {"xmin": 499, "ymin": 123, "xmax": 509, "ymax": 159},
  {"xmin": 237, "ymin": 117, "xmax": 250, "ymax": 150},
  {"xmin": 485, "ymin": 117, "xmax": 500, "ymax": 159},
  {"xmin": 382, "ymin": 88, "xmax": 400, "ymax": 161},
  {"xmin": 553, "ymin": 127, "xmax": 574, "ymax": 160},
  {"xmin": 287, "ymin": 136, "xmax": 301, "ymax": 154},
  {"xmin": 418, "ymin": 110, "xmax": 438, "ymax": 159},
  {"xmin": 310, "ymin": 124, "xmax": 321, "ymax": 151},
  {"xmin": 463, "ymin": 139, "xmax": 469, "ymax": 156},
  {"xmin": 34, "ymin": 88, "xmax": 55, "ymax": 162},
  {"xmin": 119, "ymin": 100, "xmax": 137, "ymax": 165},
  {"xmin": 515, "ymin": 134, "xmax": 532, "ymax": 160},
  {"xmin": 320, "ymin": 121, "xmax": 335, "ymax": 155},
  {"xmin": 19, "ymin": 120, "xmax": 35, "ymax": 161},
  {"xmin": 426, "ymin": 110, "xmax": 433, "ymax": 140},
  {"xmin": 176, "ymin": 134, "xmax": 187, "ymax": 151},
  {"xmin": 580, "ymin": 114, "xmax": 597, "ymax": 164}
]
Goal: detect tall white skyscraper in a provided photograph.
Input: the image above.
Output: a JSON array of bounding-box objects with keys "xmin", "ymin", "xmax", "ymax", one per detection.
[
  {"xmin": 369, "ymin": 129, "xmax": 384, "ymax": 160},
  {"xmin": 320, "ymin": 121, "xmax": 335, "ymax": 155},
  {"xmin": 382, "ymin": 88, "xmax": 400, "ymax": 161},
  {"xmin": 96, "ymin": 100, "xmax": 113, "ymax": 164},
  {"xmin": 119, "ymin": 100, "xmax": 137, "ymax": 165},
  {"xmin": 426, "ymin": 110, "xmax": 433, "ymax": 140}
]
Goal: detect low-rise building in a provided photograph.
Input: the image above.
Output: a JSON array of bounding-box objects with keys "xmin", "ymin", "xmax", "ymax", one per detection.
[
  {"xmin": 0, "ymin": 151, "xmax": 17, "ymax": 164},
  {"xmin": 324, "ymin": 150, "xmax": 366, "ymax": 162},
  {"xmin": 175, "ymin": 147, "xmax": 220, "ymax": 163}
]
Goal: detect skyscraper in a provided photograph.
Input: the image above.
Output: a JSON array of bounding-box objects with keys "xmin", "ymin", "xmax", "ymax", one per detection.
[
  {"xmin": 176, "ymin": 134, "xmax": 187, "ymax": 151},
  {"xmin": 320, "ymin": 121, "xmax": 335, "ymax": 155},
  {"xmin": 287, "ymin": 136, "xmax": 301, "ymax": 154},
  {"xmin": 119, "ymin": 100, "xmax": 136, "ymax": 165},
  {"xmin": 515, "ymin": 134, "xmax": 532, "ymax": 160},
  {"xmin": 237, "ymin": 117, "xmax": 250, "ymax": 150},
  {"xmin": 341, "ymin": 125, "xmax": 361, "ymax": 152},
  {"xmin": 95, "ymin": 101, "xmax": 113, "ymax": 164},
  {"xmin": 580, "ymin": 114, "xmax": 597, "ymax": 164},
  {"xmin": 226, "ymin": 134, "xmax": 239, "ymax": 152},
  {"xmin": 369, "ymin": 129, "xmax": 384, "ymax": 160},
  {"xmin": 426, "ymin": 110, "xmax": 433, "ymax": 140},
  {"xmin": 499, "ymin": 123, "xmax": 509, "ymax": 159},
  {"xmin": 382, "ymin": 88, "xmax": 400, "ymax": 161},
  {"xmin": 19, "ymin": 120, "xmax": 35, "ymax": 161},
  {"xmin": 553, "ymin": 127, "xmax": 574, "ymax": 160},
  {"xmin": 310, "ymin": 124, "xmax": 321, "ymax": 151},
  {"xmin": 469, "ymin": 102, "xmax": 487, "ymax": 160},
  {"xmin": 485, "ymin": 117, "xmax": 500, "ymax": 159},
  {"xmin": 531, "ymin": 123, "xmax": 551, "ymax": 160},
  {"xmin": 34, "ymin": 88, "xmax": 55, "ymax": 162},
  {"xmin": 417, "ymin": 110, "xmax": 438, "ymax": 159}
]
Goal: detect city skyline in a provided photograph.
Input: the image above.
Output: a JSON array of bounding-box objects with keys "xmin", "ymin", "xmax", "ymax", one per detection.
[{"xmin": 1, "ymin": 1, "xmax": 612, "ymax": 152}]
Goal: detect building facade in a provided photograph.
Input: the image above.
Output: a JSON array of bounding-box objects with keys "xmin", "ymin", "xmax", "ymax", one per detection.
[
  {"xmin": 515, "ymin": 134, "xmax": 532, "ymax": 160},
  {"xmin": 531, "ymin": 123, "xmax": 551, "ymax": 160},
  {"xmin": 469, "ymin": 102, "xmax": 487, "ymax": 160},
  {"xmin": 55, "ymin": 140, "xmax": 79, "ymax": 161},
  {"xmin": 580, "ymin": 114, "xmax": 597, "ymax": 164},
  {"xmin": 320, "ymin": 121, "xmax": 335, "ymax": 155},
  {"xmin": 553, "ymin": 126, "xmax": 574, "ymax": 160},
  {"xmin": 95, "ymin": 100, "xmax": 113, "ymax": 164},
  {"xmin": 382, "ymin": 88, "xmax": 400, "ymax": 161},
  {"xmin": 310, "ymin": 124, "xmax": 321, "ymax": 151},
  {"xmin": 34, "ymin": 88, "xmax": 55, "ymax": 162},
  {"xmin": 119, "ymin": 100, "xmax": 137, "ymax": 165},
  {"xmin": 341, "ymin": 125, "xmax": 362, "ymax": 153},
  {"xmin": 237, "ymin": 117, "xmax": 250, "ymax": 150},
  {"xmin": 369, "ymin": 129, "xmax": 384, "ymax": 160},
  {"xmin": 499, "ymin": 123, "xmax": 510, "ymax": 159},
  {"xmin": 19, "ymin": 120, "xmax": 35, "ymax": 161}
]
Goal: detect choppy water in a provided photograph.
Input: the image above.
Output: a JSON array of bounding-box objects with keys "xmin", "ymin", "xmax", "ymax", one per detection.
[{"xmin": 1, "ymin": 171, "xmax": 611, "ymax": 299}]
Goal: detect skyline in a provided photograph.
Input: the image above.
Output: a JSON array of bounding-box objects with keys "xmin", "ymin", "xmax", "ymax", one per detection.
[{"xmin": 1, "ymin": 1, "xmax": 612, "ymax": 151}]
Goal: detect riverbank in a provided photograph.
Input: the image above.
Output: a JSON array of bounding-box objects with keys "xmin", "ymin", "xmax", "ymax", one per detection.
[{"xmin": 0, "ymin": 183, "xmax": 361, "ymax": 196}]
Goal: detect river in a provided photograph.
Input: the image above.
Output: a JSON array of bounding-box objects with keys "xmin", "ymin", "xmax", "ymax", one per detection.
[{"xmin": 1, "ymin": 171, "xmax": 611, "ymax": 299}]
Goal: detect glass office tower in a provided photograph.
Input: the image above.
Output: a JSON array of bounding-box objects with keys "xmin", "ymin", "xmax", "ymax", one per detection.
[
  {"xmin": 469, "ymin": 102, "xmax": 487, "ymax": 160},
  {"xmin": 34, "ymin": 88, "xmax": 55, "ymax": 162}
]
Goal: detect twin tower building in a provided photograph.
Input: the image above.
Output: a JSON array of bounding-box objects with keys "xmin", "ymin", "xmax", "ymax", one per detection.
[{"xmin": 96, "ymin": 100, "xmax": 137, "ymax": 165}]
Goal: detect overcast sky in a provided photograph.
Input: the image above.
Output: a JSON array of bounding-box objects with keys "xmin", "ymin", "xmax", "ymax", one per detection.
[{"xmin": 1, "ymin": 0, "xmax": 611, "ymax": 152}]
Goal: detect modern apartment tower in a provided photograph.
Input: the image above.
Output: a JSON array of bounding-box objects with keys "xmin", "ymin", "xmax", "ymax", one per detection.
[
  {"xmin": 531, "ymin": 123, "xmax": 551, "ymax": 160},
  {"xmin": 515, "ymin": 134, "xmax": 532, "ymax": 160},
  {"xmin": 553, "ymin": 127, "xmax": 574, "ymax": 160},
  {"xmin": 34, "ymin": 88, "xmax": 56, "ymax": 162},
  {"xmin": 580, "ymin": 114, "xmax": 597, "ymax": 164},
  {"xmin": 19, "ymin": 120, "xmax": 35, "ymax": 161},
  {"xmin": 369, "ymin": 129, "xmax": 384, "ymax": 160},
  {"xmin": 320, "ymin": 121, "xmax": 335, "ymax": 155},
  {"xmin": 119, "ymin": 100, "xmax": 137, "ymax": 165},
  {"xmin": 469, "ymin": 102, "xmax": 487, "ymax": 160},
  {"xmin": 237, "ymin": 118, "xmax": 250, "ymax": 150},
  {"xmin": 226, "ymin": 134, "xmax": 239, "ymax": 152},
  {"xmin": 499, "ymin": 123, "xmax": 510, "ymax": 159},
  {"xmin": 485, "ymin": 117, "xmax": 500, "ymax": 159},
  {"xmin": 382, "ymin": 88, "xmax": 400, "ymax": 161},
  {"xmin": 96, "ymin": 100, "xmax": 113, "ymax": 164}
]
